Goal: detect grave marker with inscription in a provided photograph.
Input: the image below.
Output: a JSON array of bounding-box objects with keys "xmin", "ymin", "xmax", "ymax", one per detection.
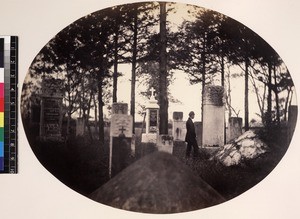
[
  {"xmin": 109, "ymin": 102, "xmax": 133, "ymax": 178},
  {"xmin": 39, "ymin": 78, "xmax": 63, "ymax": 141},
  {"xmin": 141, "ymin": 87, "xmax": 159, "ymax": 143}
]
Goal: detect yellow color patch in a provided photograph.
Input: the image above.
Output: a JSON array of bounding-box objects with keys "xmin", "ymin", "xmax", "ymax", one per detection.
[{"xmin": 0, "ymin": 112, "xmax": 3, "ymax": 127}]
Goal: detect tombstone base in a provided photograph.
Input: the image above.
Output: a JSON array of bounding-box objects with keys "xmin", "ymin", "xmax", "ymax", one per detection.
[
  {"xmin": 111, "ymin": 136, "xmax": 132, "ymax": 178},
  {"xmin": 141, "ymin": 133, "xmax": 157, "ymax": 143},
  {"xmin": 157, "ymin": 135, "xmax": 174, "ymax": 154}
]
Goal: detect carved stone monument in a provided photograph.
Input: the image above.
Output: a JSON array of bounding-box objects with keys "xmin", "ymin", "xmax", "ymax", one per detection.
[
  {"xmin": 109, "ymin": 102, "xmax": 133, "ymax": 178},
  {"xmin": 202, "ymin": 86, "xmax": 225, "ymax": 147},
  {"xmin": 39, "ymin": 78, "xmax": 63, "ymax": 141},
  {"xmin": 141, "ymin": 88, "xmax": 159, "ymax": 143}
]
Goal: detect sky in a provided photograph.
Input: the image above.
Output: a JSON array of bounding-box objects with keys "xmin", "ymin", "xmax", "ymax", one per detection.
[{"xmin": 115, "ymin": 64, "xmax": 253, "ymax": 123}]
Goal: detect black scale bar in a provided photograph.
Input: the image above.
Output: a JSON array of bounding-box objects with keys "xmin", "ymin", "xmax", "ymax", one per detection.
[{"xmin": 9, "ymin": 36, "xmax": 18, "ymax": 173}]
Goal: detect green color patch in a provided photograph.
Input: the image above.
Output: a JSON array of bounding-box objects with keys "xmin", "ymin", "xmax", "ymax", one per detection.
[{"xmin": 0, "ymin": 127, "xmax": 3, "ymax": 141}]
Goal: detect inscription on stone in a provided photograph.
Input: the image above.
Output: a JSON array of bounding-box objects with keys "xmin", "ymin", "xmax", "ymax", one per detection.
[
  {"xmin": 110, "ymin": 114, "xmax": 133, "ymax": 138},
  {"xmin": 149, "ymin": 109, "xmax": 158, "ymax": 133},
  {"xmin": 41, "ymin": 97, "xmax": 62, "ymax": 138},
  {"xmin": 112, "ymin": 103, "xmax": 128, "ymax": 115}
]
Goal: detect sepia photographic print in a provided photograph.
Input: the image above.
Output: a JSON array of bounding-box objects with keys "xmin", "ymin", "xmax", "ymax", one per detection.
[{"xmin": 21, "ymin": 1, "xmax": 297, "ymax": 214}]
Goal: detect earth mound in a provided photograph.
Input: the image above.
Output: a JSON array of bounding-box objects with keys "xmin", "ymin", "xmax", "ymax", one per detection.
[{"xmin": 89, "ymin": 151, "xmax": 225, "ymax": 214}]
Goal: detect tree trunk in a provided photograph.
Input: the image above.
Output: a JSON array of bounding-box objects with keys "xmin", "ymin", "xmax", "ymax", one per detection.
[
  {"xmin": 273, "ymin": 66, "xmax": 280, "ymax": 125},
  {"xmin": 244, "ymin": 59, "xmax": 249, "ymax": 131},
  {"xmin": 267, "ymin": 62, "xmax": 272, "ymax": 126},
  {"xmin": 221, "ymin": 56, "xmax": 225, "ymax": 87},
  {"xmin": 93, "ymin": 94, "xmax": 98, "ymax": 134},
  {"xmin": 86, "ymin": 91, "xmax": 94, "ymax": 141},
  {"xmin": 67, "ymin": 112, "xmax": 71, "ymax": 139},
  {"xmin": 226, "ymin": 70, "xmax": 232, "ymax": 118},
  {"xmin": 130, "ymin": 8, "xmax": 138, "ymax": 134},
  {"xmin": 113, "ymin": 29, "xmax": 119, "ymax": 103},
  {"xmin": 159, "ymin": 2, "xmax": 169, "ymax": 135},
  {"xmin": 201, "ymin": 32, "xmax": 207, "ymax": 124},
  {"xmin": 284, "ymin": 88, "xmax": 291, "ymax": 121},
  {"xmin": 97, "ymin": 76, "xmax": 105, "ymax": 144}
]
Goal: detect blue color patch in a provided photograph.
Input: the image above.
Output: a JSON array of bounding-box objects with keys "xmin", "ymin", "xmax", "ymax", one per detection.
[
  {"xmin": 0, "ymin": 141, "xmax": 3, "ymax": 171},
  {"xmin": 0, "ymin": 141, "xmax": 3, "ymax": 157}
]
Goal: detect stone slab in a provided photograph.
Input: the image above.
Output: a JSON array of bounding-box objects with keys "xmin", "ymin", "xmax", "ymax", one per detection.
[
  {"xmin": 112, "ymin": 102, "xmax": 128, "ymax": 115},
  {"xmin": 141, "ymin": 133, "xmax": 157, "ymax": 143},
  {"xmin": 202, "ymin": 105, "xmax": 224, "ymax": 147},
  {"xmin": 39, "ymin": 96, "xmax": 63, "ymax": 141},
  {"xmin": 173, "ymin": 121, "xmax": 186, "ymax": 141},
  {"xmin": 173, "ymin": 111, "xmax": 183, "ymax": 121},
  {"xmin": 110, "ymin": 114, "xmax": 133, "ymax": 138}
]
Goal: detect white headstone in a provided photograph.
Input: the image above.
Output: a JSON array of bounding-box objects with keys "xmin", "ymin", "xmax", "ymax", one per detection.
[
  {"xmin": 202, "ymin": 86, "xmax": 225, "ymax": 147},
  {"xmin": 173, "ymin": 121, "xmax": 186, "ymax": 141}
]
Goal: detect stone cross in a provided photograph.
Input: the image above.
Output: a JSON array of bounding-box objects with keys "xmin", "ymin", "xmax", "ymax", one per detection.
[
  {"xmin": 150, "ymin": 87, "xmax": 155, "ymax": 98},
  {"xmin": 119, "ymin": 126, "xmax": 126, "ymax": 134}
]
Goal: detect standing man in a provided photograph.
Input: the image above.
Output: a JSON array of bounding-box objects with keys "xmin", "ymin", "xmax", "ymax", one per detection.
[{"xmin": 185, "ymin": 111, "xmax": 199, "ymax": 158}]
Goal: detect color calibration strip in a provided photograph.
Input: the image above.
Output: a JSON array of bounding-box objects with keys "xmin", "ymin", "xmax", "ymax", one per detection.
[
  {"xmin": 0, "ymin": 38, "xmax": 4, "ymax": 170},
  {"xmin": 0, "ymin": 36, "xmax": 18, "ymax": 174}
]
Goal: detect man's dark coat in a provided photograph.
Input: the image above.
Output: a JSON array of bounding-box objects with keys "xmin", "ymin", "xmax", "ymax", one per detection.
[{"xmin": 185, "ymin": 117, "xmax": 196, "ymax": 143}]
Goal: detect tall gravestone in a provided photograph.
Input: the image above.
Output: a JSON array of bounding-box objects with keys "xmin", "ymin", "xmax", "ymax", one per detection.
[
  {"xmin": 172, "ymin": 112, "xmax": 186, "ymax": 157},
  {"xmin": 172, "ymin": 112, "xmax": 186, "ymax": 141},
  {"xmin": 109, "ymin": 102, "xmax": 133, "ymax": 178},
  {"xmin": 39, "ymin": 78, "xmax": 64, "ymax": 141},
  {"xmin": 141, "ymin": 88, "xmax": 159, "ymax": 144},
  {"xmin": 228, "ymin": 117, "xmax": 243, "ymax": 142},
  {"xmin": 202, "ymin": 86, "xmax": 225, "ymax": 147}
]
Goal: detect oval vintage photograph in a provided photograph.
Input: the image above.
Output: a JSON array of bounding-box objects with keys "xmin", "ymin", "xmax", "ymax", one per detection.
[{"xmin": 21, "ymin": 1, "xmax": 297, "ymax": 214}]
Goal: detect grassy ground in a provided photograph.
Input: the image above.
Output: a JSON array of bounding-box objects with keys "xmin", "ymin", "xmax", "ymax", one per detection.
[
  {"xmin": 172, "ymin": 138, "xmax": 289, "ymax": 200},
  {"xmin": 26, "ymin": 124, "xmax": 289, "ymax": 201}
]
